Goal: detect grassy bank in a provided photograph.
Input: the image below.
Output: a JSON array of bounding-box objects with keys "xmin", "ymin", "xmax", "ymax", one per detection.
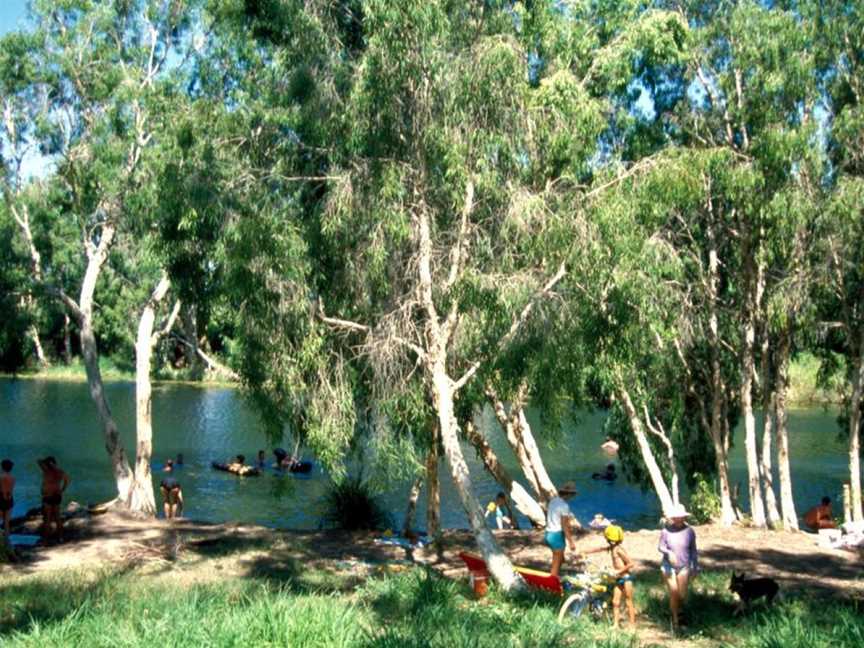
[
  {"xmin": 1, "ymin": 358, "xmax": 236, "ymax": 388},
  {"xmin": 1, "ymin": 563, "xmax": 860, "ymax": 647},
  {"xmin": 3, "ymin": 353, "xmax": 839, "ymax": 402}
]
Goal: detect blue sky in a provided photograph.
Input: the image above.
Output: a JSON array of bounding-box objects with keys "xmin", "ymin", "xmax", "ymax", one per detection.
[{"xmin": 0, "ymin": 0, "xmax": 29, "ymax": 36}]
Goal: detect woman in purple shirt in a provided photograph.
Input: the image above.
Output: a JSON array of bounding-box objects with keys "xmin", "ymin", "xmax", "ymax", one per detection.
[{"xmin": 658, "ymin": 504, "xmax": 698, "ymax": 629}]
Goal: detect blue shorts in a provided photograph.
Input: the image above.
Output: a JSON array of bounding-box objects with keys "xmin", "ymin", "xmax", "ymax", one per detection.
[{"xmin": 545, "ymin": 530, "xmax": 566, "ymax": 551}]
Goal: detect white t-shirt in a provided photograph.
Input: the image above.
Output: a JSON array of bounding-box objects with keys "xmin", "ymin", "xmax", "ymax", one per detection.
[{"xmin": 546, "ymin": 496, "xmax": 572, "ymax": 532}]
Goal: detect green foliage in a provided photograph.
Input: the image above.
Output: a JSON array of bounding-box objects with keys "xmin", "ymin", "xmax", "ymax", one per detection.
[
  {"xmin": 320, "ymin": 475, "xmax": 392, "ymax": 532},
  {"xmin": 688, "ymin": 473, "xmax": 722, "ymax": 524}
]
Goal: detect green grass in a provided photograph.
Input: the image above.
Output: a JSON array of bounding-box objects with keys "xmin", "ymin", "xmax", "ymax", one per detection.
[
  {"xmin": 2, "ymin": 357, "xmax": 236, "ymax": 387},
  {"xmin": 787, "ymin": 352, "xmax": 839, "ymax": 406},
  {"xmin": 0, "ymin": 566, "xmax": 861, "ymax": 647}
]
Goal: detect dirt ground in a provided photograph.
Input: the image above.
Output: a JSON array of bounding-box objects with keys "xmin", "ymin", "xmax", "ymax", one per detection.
[{"xmin": 3, "ymin": 507, "xmax": 861, "ymax": 601}]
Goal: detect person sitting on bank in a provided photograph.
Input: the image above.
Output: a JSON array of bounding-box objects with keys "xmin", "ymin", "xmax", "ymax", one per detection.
[
  {"xmin": 1, "ymin": 459, "xmax": 15, "ymax": 538},
  {"xmin": 804, "ymin": 496, "xmax": 836, "ymax": 531},
  {"xmin": 38, "ymin": 456, "xmax": 70, "ymax": 541},
  {"xmin": 160, "ymin": 459, "xmax": 183, "ymax": 520},
  {"xmin": 592, "ymin": 464, "xmax": 617, "ymax": 481},
  {"xmin": 484, "ymin": 492, "xmax": 512, "ymax": 530}
]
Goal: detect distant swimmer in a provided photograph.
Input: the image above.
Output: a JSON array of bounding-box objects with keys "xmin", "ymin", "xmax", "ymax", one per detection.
[
  {"xmin": 601, "ymin": 438, "xmax": 619, "ymax": 454},
  {"xmin": 592, "ymin": 464, "xmax": 617, "ymax": 481},
  {"xmin": 256, "ymin": 450, "xmax": 267, "ymax": 469}
]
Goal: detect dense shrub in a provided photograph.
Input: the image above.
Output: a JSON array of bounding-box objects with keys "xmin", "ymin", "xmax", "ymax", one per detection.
[{"xmin": 320, "ymin": 475, "xmax": 392, "ymax": 531}]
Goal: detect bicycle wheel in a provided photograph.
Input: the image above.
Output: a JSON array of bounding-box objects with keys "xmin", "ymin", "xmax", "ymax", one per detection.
[{"xmin": 558, "ymin": 592, "xmax": 590, "ymax": 622}]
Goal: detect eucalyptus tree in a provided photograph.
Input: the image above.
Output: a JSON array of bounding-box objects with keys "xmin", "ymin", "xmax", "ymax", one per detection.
[
  {"xmin": 0, "ymin": 0, "xmax": 198, "ymax": 510},
  {"xmin": 205, "ymin": 0, "xmax": 688, "ymax": 589},
  {"xmin": 806, "ymin": 0, "xmax": 864, "ymax": 524},
  {"xmin": 670, "ymin": 0, "xmax": 818, "ymax": 527}
]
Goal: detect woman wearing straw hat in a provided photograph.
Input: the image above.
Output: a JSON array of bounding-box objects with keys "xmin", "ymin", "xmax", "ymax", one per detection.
[
  {"xmin": 658, "ymin": 503, "xmax": 699, "ymax": 630},
  {"xmin": 545, "ymin": 481, "xmax": 579, "ymax": 577}
]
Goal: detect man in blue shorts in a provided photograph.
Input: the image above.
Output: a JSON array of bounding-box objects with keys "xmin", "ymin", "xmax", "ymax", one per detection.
[{"xmin": 545, "ymin": 481, "xmax": 579, "ymax": 577}]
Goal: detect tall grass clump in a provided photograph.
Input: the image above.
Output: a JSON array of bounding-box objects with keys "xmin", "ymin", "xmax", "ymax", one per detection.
[{"xmin": 320, "ymin": 475, "xmax": 392, "ymax": 531}]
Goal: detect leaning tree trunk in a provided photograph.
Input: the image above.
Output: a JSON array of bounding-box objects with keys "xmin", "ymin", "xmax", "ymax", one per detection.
[
  {"xmin": 513, "ymin": 408, "xmax": 558, "ymax": 503},
  {"xmin": 181, "ymin": 305, "xmax": 203, "ymax": 379},
  {"xmin": 78, "ymin": 223, "xmax": 134, "ymax": 504},
  {"xmin": 849, "ymin": 335, "xmax": 864, "ymax": 523},
  {"xmin": 426, "ymin": 442, "xmax": 440, "ymax": 537},
  {"xmin": 616, "ymin": 384, "xmax": 676, "ymax": 516},
  {"xmin": 463, "ymin": 421, "xmax": 544, "ymax": 528},
  {"xmin": 774, "ymin": 329, "xmax": 798, "ymax": 529},
  {"xmin": 487, "ymin": 391, "xmax": 541, "ymax": 496},
  {"xmin": 129, "ymin": 275, "xmax": 174, "ymax": 515},
  {"xmin": 431, "ymin": 363, "xmax": 522, "ymax": 591}
]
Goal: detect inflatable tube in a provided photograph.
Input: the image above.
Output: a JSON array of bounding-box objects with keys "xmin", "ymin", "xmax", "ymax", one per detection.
[{"xmin": 211, "ymin": 461, "xmax": 261, "ymax": 477}]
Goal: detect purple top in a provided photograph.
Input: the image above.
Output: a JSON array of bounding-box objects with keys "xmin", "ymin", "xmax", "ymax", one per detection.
[{"xmin": 658, "ymin": 525, "xmax": 698, "ymax": 571}]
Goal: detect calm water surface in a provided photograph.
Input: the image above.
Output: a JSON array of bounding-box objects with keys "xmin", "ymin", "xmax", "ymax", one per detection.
[{"xmin": 0, "ymin": 377, "xmax": 849, "ymax": 531}]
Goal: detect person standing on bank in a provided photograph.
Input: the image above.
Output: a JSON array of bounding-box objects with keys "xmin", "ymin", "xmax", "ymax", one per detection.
[
  {"xmin": 545, "ymin": 481, "xmax": 580, "ymax": 577},
  {"xmin": 658, "ymin": 504, "xmax": 698, "ymax": 630},
  {"xmin": 0, "ymin": 459, "xmax": 15, "ymax": 537},
  {"xmin": 38, "ymin": 457, "xmax": 70, "ymax": 541},
  {"xmin": 160, "ymin": 459, "xmax": 184, "ymax": 520}
]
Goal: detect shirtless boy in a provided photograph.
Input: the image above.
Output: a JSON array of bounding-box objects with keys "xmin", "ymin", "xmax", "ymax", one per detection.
[
  {"xmin": 581, "ymin": 524, "xmax": 636, "ymax": 628},
  {"xmin": 38, "ymin": 456, "xmax": 70, "ymax": 540},
  {"xmin": 1, "ymin": 459, "xmax": 15, "ymax": 537},
  {"xmin": 160, "ymin": 459, "xmax": 184, "ymax": 520}
]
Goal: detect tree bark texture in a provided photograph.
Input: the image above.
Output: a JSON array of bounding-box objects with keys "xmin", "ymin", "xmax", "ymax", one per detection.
[
  {"xmin": 741, "ymin": 243, "xmax": 767, "ymax": 527},
  {"xmin": 426, "ymin": 437, "xmax": 440, "ymax": 537},
  {"xmin": 514, "ymin": 409, "xmax": 558, "ymax": 503},
  {"xmin": 431, "ymin": 366, "xmax": 523, "ymax": 591},
  {"xmin": 402, "ymin": 475, "xmax": 424, "ymax": 536},
  {"xmin": 760, "ymin": 336, "xmax": 781, "ymax": 528},
  {"xmin": 129, "ymin": 275, "xmax": 173, "ymax": 515},
  {"xmin": 706, "ymin": 216, "xmax": 736, "ymax": 525},
  {"xmin": 78, "ymin": 223, "xmax": 134, "ymax": 504},
  {"xmin": 463, "ymin": 422, "xmax": 544, "ymax": 528},
  {"xmin": 774, "ymin": 330, "xmax": 798, "ymax": 529}
]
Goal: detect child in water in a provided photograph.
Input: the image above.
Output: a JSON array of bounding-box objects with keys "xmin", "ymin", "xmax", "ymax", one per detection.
[{"xmin": 580, "ymin": 524, "xmax": 636, "ymax": 628}]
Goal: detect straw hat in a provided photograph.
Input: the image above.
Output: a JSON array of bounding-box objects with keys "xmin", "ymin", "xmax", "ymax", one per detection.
[
  {"xmin": 667, "ymin": 503, "xmax": 690, "ymax": 519},
  {"xmin": 558, "ymin": 481, "xmax": 578, "ymax": 496}
]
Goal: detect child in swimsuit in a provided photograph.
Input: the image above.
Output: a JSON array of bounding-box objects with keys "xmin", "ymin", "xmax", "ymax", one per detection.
[
  {"xmin": 1, "ymin": 459, "xmax": 15, "ymax": 537},
  {"xmin": 160, "ymin": 459, "xmax": 184, "ymax": 520},
  {"xmin": 580, "ymin": 524, "xmax": 636, "ymax": 628},
  {"xmin": 38, "ymin": 456, "xmax": 70, "ymax": 541}
]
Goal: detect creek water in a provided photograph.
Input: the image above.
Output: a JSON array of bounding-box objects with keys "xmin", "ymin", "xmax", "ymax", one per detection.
[{"xmin": 0, "ymin": 377, "xmax": 850, "ymax": 531}]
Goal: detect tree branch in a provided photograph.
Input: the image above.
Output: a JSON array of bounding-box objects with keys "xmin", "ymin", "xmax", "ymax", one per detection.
[{"xmin": 453, "ymin": 262, "xmax": 566, "ymax": 392}]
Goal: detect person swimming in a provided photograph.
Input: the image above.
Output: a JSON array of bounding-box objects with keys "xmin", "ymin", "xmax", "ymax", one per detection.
[{"xmin": 592, "ymin": 464, "xmax": 617, "ymax": 481}]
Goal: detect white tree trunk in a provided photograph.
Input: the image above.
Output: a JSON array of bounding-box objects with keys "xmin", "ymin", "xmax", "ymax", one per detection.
[
  {"xmin": 616, "ymin": 384, "xmax": 676, "ymax": 516},
  {"xmin": 488, "ymin": 392, "xmax": 542, "ymax": 497},
  {"xmin": 850, "ymin": 337, "xmax": 864, "ymax": 523},
  {"xmin": 463, "ymin": 421, "xmax": 545, "ymax": 527},
  {"xmin": 514, "ymin": 409, "xmax": 558, "ymax": 503},
  {"xmin": 759, "ymin": 331, "xmax": 781, "ymax": 527},
  {"xmin": 129, "ymin": 275, "xmax": 173, "ymax": 515},
  {"xmin": 78, "ymin": 223, "xmax": 134, "ymax": 504},
  {"xmin": 706, "ymin": 217, "xmax": 736, "ymax": 525},
  {"xmin": 741, "ymin": 293, "xmax": 767, "ymax": 525},
  {"xmin": 431, "ymin": 365, "xmax": 523, "ymax": 591},
  {"xmin": 774, "ymin": 331, "xmax": 798, "ymax": 529}
]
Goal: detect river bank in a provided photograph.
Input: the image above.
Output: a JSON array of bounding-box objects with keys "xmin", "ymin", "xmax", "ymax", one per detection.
[
  {"xmin": 1, "ymin": 352, "xmax": 842, "ymax": 405},
  {"xmin": 2, "ymin": 510, "xmax": 861, "ymax": 647}
]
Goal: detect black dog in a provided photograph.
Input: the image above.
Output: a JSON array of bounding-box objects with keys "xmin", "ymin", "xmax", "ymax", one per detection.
[{"xmin": 729, "ymin": 572, "xmax": 779, "ymax": 614}]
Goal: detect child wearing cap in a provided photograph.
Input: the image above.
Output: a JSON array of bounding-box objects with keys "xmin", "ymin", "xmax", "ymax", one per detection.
[{"xmin": 580, "ymin": 524, "xmax": 636, "ymax": 628}]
